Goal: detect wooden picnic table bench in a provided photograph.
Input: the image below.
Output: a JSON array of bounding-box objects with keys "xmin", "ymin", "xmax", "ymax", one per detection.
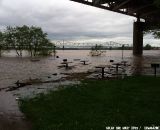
[
  {"xmin": 121, "ymin": 61, "xmax": 127, "ymax": 66},
  {"xmin": 112, "ymin": 63, "xmax": 123, "ymax": 72},
  {"xmin": 95, "ymin": 65, "xmax": 111, "ymax": 78},
  {"xmin": 61, "ymin": 61, "xmax": 73, "ymax": 68},
  {"xmin": 151, "ymin": 63, "xmax": 160, "ymax": 77},
  {"xmin": 80, "ymin": 60, "xmax": 89, "ymax": 65}
]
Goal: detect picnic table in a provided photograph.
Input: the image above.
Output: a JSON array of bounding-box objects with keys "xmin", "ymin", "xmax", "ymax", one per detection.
[
  {"xmin": 80, "ymin": 60, "xmax": 89, "ymax": 65},
  {"xmin": 151, "ymin": 63, "xmax": 160, "ymax": 77},
  {"xmin": 61, "ymin": 61, "xmax": 72, "ymax": 68},
  {"xmin": 95, "ymin": 66, "xmax": 105, "ymax": 78},
  {"xmin": 112, "ymin": 63, "xmax": 123, "ymax": 72},
  {"xmin": 95, "ymin": 65, "xmax": 110, "ymax": 78},
  {"xmin": 121, "ymin": 61, "xmax": 127, "ymax": 66}
]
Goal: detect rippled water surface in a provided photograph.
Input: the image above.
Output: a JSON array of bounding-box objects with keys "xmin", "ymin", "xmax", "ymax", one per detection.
[
  {"xmin": 1, "ymin": 50, "xmax": 160, "ymax": 88},
  {"xmin": 0, "ymin": 50, "xmax": 160, "ymax": 120}
]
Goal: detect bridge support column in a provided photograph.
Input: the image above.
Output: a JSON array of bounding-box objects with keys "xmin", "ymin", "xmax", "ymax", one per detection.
[{"xmin": 133, "ymin": 21, "xmax": 144, "ymax": 55}]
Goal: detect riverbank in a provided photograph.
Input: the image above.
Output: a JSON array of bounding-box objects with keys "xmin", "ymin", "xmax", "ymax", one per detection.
[{"xmin": 20, "ymin": 76, "xmax": 160, "ymax": 130}]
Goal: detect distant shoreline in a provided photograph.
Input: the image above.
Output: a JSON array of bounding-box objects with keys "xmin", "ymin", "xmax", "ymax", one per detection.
[{"xmin": 56, "ymin": 48, "xmax": 160, "ymax": 50}]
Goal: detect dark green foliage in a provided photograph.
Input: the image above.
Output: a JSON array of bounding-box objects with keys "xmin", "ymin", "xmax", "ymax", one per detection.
[
  {"xmin": 144, "ymin": 27, "xmax": 160, "ymax": 40},
  {"xmin": 143, "ymin": 44, "xmax": 152, "ymax": 50},
  {"xmin": 152, "ymin": 30, "xmax": 160, "ymax": 39},
  {"xmin": 0, "ymin": 31, "xmax": 4, "ymax": 57},
  {"xmin": 20, "ymin": 76, "xmax": 160, "ymax": 130},
  {"xmin": 1, "ymin": 25, "xmax": 56, "ymax": 57},
  {"xmin": 0, "ymin": 31, "xmax": 9, "ymax": 57}
]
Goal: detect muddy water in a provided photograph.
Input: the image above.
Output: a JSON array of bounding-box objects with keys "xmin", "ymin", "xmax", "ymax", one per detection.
[
  {"xmin": 0, "ymin": 50, "xmax": 160, "ymax": 129},
  {"xmin": 1, "ymin": 50, "xmax": 160, "ymax": 87}
]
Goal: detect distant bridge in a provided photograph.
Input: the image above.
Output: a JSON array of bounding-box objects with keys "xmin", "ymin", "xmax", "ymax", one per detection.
[{"xmin": 55, "ymin": 40, "xmax": 129, "ymax": 48}]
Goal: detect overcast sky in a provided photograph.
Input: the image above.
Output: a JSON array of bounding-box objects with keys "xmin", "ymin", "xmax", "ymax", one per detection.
[{"xmin": 0, "ymin": 0, "xmax": 159, "ymax": 45}]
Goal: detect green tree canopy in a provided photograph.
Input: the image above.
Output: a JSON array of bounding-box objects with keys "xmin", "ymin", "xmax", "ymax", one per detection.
[
  {"xmin": 144, "ymin": 44, "xmax": 152, "ymax": 50},
  {"xmin": 0, "ymin": 31, "xmax": 4, "ymax": 57},
  {"xmin": 3, "ymin": 25, "xmax": 55, "ymax": 57}
]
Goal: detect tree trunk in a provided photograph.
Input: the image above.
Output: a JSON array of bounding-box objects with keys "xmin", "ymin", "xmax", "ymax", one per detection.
[
  {"xmin": 15, "ymin": 49, "xmax": 20, "ymax": 56},
  {"xmin": 0, "ymin": 49, "xmax": 1, "ymax": 57},
  {"xmin": 20, "ymin": 50, "xmax": 22, "ymax": 57},
  {"xmin": 34, "ymin": 45, "xmax": 37, "ymax": 56}
]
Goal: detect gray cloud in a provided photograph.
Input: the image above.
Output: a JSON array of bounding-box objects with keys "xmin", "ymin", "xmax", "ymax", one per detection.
[{"xmin": 0, "ymin": 0, "xmax": 138, "ymax": 41}]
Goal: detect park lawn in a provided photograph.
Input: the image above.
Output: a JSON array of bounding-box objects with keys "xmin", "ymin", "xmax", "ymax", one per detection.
[{"xmin": 20, "ymin": 76, "xmax": 160, "ymax": 130}]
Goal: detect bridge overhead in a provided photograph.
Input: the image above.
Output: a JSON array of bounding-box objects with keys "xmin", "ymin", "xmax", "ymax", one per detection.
[
  {"xmin": 70, "ymin": 0, "xmax": 160, "ymax": 23},
  {"xmin": 71, "ymin": 0, "xmax": 160, "ymax": 55}
]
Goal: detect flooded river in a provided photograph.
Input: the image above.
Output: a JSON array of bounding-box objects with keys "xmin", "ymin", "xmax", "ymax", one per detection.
[
  {"xmin": 0, "ymin": 50, "xmax": 160, "ymax": 129},
  {"xmin": 1, "ymin": 50, "xmax": 160, "ymax": 88}
]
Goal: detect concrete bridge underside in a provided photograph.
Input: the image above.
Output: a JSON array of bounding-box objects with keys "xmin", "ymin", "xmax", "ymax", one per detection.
[{"xmin": 71, "ymin": 0, "xmax": 160, "ymax": 55}]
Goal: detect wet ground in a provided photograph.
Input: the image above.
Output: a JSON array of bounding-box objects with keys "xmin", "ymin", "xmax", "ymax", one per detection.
[{"xmin": 0, "ymin": 50, "xmax": 160, "ymax": 130}]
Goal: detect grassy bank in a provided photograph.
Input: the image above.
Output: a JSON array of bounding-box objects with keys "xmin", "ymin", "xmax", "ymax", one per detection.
[{"xmin": 20, "ymin": 76, "xmax": 160, "ymax": 130}]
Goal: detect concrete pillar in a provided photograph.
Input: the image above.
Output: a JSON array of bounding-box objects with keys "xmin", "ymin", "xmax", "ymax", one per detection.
[{"xmin": 133, "ymin": 21, "xmax": 144, "ymax": 55}]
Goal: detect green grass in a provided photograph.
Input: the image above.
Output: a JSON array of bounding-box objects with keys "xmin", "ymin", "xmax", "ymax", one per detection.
[{"xmin": 20, "ymin": 76, "xmax": 160, "ymax": 130}]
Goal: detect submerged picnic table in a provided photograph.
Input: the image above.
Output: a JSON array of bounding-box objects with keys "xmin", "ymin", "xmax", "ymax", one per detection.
[
  {"xmin": 112, "ymin": 63, "xmax": 123, "ymax": 72},
  {"xmin": 61, "ymin": 61, "xmax": 73, "ymax": 68},
  {"xmin": 80, "ymin": 60, "xmax": 89, "ymax": 65},
  {"xmin": 95, "ymin": 65, "xmax": 111, "ymax": 78},
  {"xmin": 121, "ymin": 61, "xmax": 127, "ymax": 66},
  {"xmin": 151, "ymin": 63, "xmax": 160, "ymax": 77}
]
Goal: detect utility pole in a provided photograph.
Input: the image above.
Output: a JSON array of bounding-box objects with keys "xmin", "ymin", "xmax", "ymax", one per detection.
[
  {"xmin": 122, "ymin": 44, "xmax": 124, "ymax": 60},
  {"xmin": 62, "ymin": 40, "xmax": 64, "ymax": 50}
]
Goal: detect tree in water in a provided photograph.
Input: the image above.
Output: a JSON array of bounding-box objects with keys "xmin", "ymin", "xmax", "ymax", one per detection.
[
  {"xmin": 29, "ymin": 26, "xmax": 50, "ymax": 57},
  {"xmin": 0, "ymin": 31, "xmax": 4, "ymax": 57},
  {"xmin": 4, "ymin": 26, "xmax": 25, "ymax": 56},
  {"xmin": 3, "ymin": 25, "xmax": 56, "ymax": 57}
]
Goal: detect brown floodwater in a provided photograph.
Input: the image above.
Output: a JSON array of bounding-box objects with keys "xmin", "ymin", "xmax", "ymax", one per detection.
[
  {"xmin": 0, "ymin": 50, "xmax": 160, "ymax": 129},
  {"xmin": 1, "ymin": 50, "xmax": 160, "ymax": 87}
]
